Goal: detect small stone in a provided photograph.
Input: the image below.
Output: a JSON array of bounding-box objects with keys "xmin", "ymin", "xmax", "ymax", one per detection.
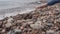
[
  {"xmin": 23, "ymin": 23, "xmax": 27, "ymax": 27},
  {"xmin": 0, "ymin": 21, "xmax": 2, "ymax": 24},
  {"xmin": 27, "ymin": 21, "xmax": 33, "ymax": 24},
  {"xmin": 30, "ymin": 21, "xmax": 43, "ymax": 29},
  {"xmin": 0, "ymin": 21, "xmax": 2, "ymax": 25},
  {"xmin": 14, "ymin": 29, "xmax": 21, "ymax": 32},
  {"xmin": 42, "ymin": 32, "xmax": 45, "ymax": 34},
  {"xmin": 7, "ymin": 30, "xmax": 15, "ymax": 34},
  {"xmin": 0, "ymin": 21, "xmax": 2, "ymax": 28},
  {"xmin": 55, "ymin": 31, "xmax": 60, "ymax": 34},
  {"xmin": 7, "ymin": 18, "xmax": 13, "ymax": 23},
  {"xmin": 23, "ymin": 28, "xmax": 28, "ymax": 32},
  {"xmin": 16, "ymin": 20, "xmax": 21, "ymax": 23},
  {"xmin": 46, "ymin": 23, "xmax": 53, "ymax": 27},
  {"xmin": 5, "ymin": 23, "xmax": 12, "ymax": 28},
  {"xmin": 2, "ymin": 29, "xmax": 5, "ymax": 33},
  {"xmin": 46, "ymin": 20, "xmax": 53, "ymax": 27},
  {"xmin": 46, "ymin": 30, "xmax": 55, "ymax": 34},
  {"xmin": 3, "ymin": 20, "xmax": 7, "ymax": 24},
  {"xmin": 20, "ymin": 26, "xmax": 24, "ymax": 30},
  {"xmin": 2, "ymin": 24, "xmax": 5, "ymax": 28},
  {"xmin": 0, "ymin": 28, "xmax": 2, "ymax": 31},
  {"xmin": 14, "ymin": 29, "xmax": 22, "ymax": 34},
  {"xmin": 43, "ymin": 20, "xmax": 46, "ymax": 23},
  {"xmin": 35, "ymin": 21, "xmax": 42, "ymax": 25},
  {"xmin": 30, "ymin": 24, "xmax": 39, "ymax": 29},
  {"xmin": 53, "ymin": 9, "xmax": 60, "ymax": 15}
]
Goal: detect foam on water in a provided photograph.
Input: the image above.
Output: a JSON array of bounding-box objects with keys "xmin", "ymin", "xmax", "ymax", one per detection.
[{"xmin": 0, "ymin": 8, "xmax": 35, "ymax": 20}]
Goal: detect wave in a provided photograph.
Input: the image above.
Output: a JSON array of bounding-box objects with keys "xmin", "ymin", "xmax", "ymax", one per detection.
[{"xmin": 0, "ymin": 8, "xmax": 35, "ymax": 20}]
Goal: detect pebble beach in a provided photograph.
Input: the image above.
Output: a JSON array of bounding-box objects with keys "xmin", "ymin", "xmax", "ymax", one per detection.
[{"xmin": 0, "ymin": 0, "xmax": 60, "ymax": 34}]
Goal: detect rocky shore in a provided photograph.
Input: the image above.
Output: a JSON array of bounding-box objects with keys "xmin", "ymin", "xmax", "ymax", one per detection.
[
  {"xmin": 0, "ymin": 0, "xmax": 60, "ymax": 34},
  {"xmin": 0, "ymin": 6, "xmax": 60, "ymax": 34}
]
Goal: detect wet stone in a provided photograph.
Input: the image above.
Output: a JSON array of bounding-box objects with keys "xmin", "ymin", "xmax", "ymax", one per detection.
[
  {"xmin": 7, "ymin": 30, "xmax": 15, "ymax": 34},
  {"xmin": 46, "ymin": 23, "xmax": 53, "ymax": 27},
  {"xmin": 14, "ymin": 29, "xmax": 22, "ymax": 34}
]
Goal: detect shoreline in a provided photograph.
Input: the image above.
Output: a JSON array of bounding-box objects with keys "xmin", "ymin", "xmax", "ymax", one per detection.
[
  {"xmin": 0, "ymin": 0, "xmax": 60, "ymax": 34},
  {"xmin": 0, "ymin": 7, "xmax": 35, "ymax": 20},
  {"xmin": 0, "ymin": 5, "xmax": 60, "ymax": 34}
]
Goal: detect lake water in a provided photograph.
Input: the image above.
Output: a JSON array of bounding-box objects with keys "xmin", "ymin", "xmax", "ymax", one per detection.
[{"xmin": 0, "ymin": 0, "xmax": 41, "ymax": 20}]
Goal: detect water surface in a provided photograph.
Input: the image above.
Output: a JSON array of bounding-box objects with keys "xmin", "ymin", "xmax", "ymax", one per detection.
[{"xmin": 0, "ymin": 0, "xmax": 41, "ymax": 20}]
